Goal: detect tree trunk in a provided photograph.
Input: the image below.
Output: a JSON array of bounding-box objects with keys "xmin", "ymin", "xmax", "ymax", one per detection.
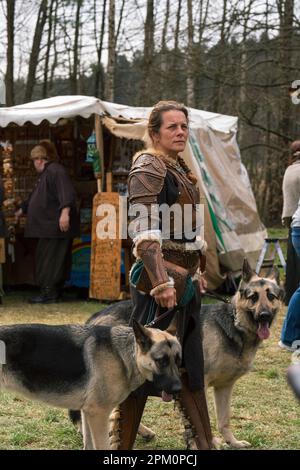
[
  {"xmin": 194, "ymin": 0, "xmax": 210, "ymax": 108},
  {"xmin": 70, "ymin": 0, "xmax": 83, "ymax": 95},
  {"xmin": 140, "ymin": 0, "xmax": 154, "ymax": 104},
  {"xmin": 278, "ymin": 0, "xmax": 294, "ymax": 145},
  {"xmin": 5, "ymin": 0, "xmax": 15, "ymax": 106},
  {"xmin": 115, "ymin": 0, "xmax": 125, "ymax": 43},
  {"xmin": 24, "ymin": 0, "xmax": 48, "ymax": 103},
  {"xmin": 49, "ymin": 0, "xmax": 59, "ymax": 92},
  {"xmin": 213, "ymin": 0, "xmax": 227, "ymax": 111},
  {"xmin": 42, "ymin": 0, "xmax": 56, "ymax": 98},
  {"xmin": 105, "ymin": 0, "xmax": 116, "ymax": 101},
  {"xmin": 94, "ymin": 0, "xmax": 107, "ymax": 97},
  {"xmin": 186, "ymin": 0, "xmax": 195, "ymax": 106},
  {"xmin": 160, "ymin": 0, "xmax": 170, "ymax": 97},
  {"xmin": 161, "ymin": 0, "xmax": 170, "ymax": 51},
  {"xmin": 170, "ymin": 0, "xmax": 182, "ymax": 101},
  {"xmin": 238, "ymin": 0, "xmax": 255, "ymax": 143},
  {"xmin": 174, "ymin": 0, "xmax": 182, "ymax": 52}
]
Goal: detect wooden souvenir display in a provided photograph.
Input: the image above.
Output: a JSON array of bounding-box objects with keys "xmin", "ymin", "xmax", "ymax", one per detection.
[
  {"xmin": 1, "ymin": 141, "xmax": 17, "ymax": 227},
  {"xmin": 89, "ymin": 192, "xmax": 121, "ymax": 300},
  {"xmin": 89, "ymin": 130, "xmax": 144, "ymax": 300}
]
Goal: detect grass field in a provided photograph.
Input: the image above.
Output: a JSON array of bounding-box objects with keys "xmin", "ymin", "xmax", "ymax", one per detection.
[{"xmin": 0, "ymin": 286, "xmax": 299, "ymax": 450}]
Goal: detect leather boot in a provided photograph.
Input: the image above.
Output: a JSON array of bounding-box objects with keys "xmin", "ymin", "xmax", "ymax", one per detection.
[
  {"xmin": 28, "ymin": 286, "xmax": 61, "ymax": 304},
  {"xmin": 178, "ymin": 373, "xmax": 213, "ymax": 450},
  {"xmin": 117, "ymin": 393, "xmax": 148, "ymax": 450}
]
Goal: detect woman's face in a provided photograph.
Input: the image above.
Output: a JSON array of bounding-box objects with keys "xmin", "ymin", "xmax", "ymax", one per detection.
[{"xmin": 153, "ymin": 110, "xmax": 189, "ymax": 157}]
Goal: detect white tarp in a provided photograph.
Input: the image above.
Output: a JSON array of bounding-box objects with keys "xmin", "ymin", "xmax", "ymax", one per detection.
[{"xmin": 0, "ymin": 95, "xmax": 237, "ymax": 133}]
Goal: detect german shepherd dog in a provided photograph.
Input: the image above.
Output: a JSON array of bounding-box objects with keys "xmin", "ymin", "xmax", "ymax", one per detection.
[
  {"xmin": 0, "ymin": 319, "xmax": 181, "ymax": 449},
  {"xmin": 74, "ymin": 259, "xmax": 283, "ymax": 449},
  {"xmin": 201, "ymin": 259, "xmax": 283, "ymax": 448}
]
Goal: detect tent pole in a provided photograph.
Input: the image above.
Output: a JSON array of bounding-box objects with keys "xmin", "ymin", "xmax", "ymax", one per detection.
[{"xmin": 94, "ymin": 114, "xmax": 105, "ymax": 192}]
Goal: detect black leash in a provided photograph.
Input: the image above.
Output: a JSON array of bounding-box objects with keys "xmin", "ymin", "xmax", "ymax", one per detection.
[
  {"xmin": 144, "ymin": 289, "xmax": 231, "ymax": 328},
  {"xmin": 144, "ymin": 307, "xmax": 175, "ymax": 328},
  {"xmin": 203, "ymin": 289, "xmax": 231, "ymax": 304}
]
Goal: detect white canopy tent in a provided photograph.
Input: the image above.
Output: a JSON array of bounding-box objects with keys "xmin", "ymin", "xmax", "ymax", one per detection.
[{"xmin": 0, "ymin": 95, "xmax": 237, "ymax": 132}]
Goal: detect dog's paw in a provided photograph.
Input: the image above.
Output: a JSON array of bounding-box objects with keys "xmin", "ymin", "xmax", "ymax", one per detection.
[
  {"xmin": 211, "ymin": 436, "xmax": 223, "ymax": 450},
  {"xmin": 228, "ymin": 439, "xmax": 251, "ymax": 448},
  {"xmin": 211, "ymin": 436, "xmax": 229, "ymax": 450},
  {"xmin": 186, "ymin": 439, "xmax": 198, "ymax": 450},
  {"xmin": 138, "ymin": 423, "xmax": 156, "ymax": 442}
]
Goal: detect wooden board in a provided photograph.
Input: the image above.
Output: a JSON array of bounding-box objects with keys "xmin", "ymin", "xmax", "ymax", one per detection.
[
  {"xmin": 89, "ymin": 192, "xmax": 121, "ymax": 300},
  {"xmin": 0, "ymin": 238, "xmax": 5, "ymax": 264}
]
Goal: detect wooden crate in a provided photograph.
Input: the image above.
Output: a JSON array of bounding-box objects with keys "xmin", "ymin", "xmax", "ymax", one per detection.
[{"xmin": 89, "ymin": 192, "xmax": 121, "ymax": 300}]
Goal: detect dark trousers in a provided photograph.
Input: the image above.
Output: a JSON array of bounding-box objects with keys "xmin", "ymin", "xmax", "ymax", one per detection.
[
  {"xmin": 285, "ymin": 227, "xmax": 300, "ymax": 305},
  {"xmin": 36, "ymin": 238, "xmax": 73, "ymax": 289}
]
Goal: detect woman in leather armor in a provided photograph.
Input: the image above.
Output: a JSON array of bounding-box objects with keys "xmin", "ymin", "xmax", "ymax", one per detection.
[{"xmin": 118, "ymin": 101, "xmax": 213, "ymax": 450}]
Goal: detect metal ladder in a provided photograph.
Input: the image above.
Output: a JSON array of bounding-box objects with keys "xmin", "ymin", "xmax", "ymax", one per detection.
[{"xmin": 255, "ymin": 238, "xmax": 287, "ymax": 274}]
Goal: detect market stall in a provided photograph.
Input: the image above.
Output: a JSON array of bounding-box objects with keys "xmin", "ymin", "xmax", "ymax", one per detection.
[{"xmin": 0, "ymin": 95, "xmax": 266, "ymax": 300}]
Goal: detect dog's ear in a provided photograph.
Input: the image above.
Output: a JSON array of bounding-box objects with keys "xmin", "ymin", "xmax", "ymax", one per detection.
[
  {"xmin": 166, "ymin": 314, "xmax": 177, "ymax": 336},
  {"xmin": 273, "ymin": 283, "xmax": 285, "ymax": 301},
  {"xmin": 132, "ymin": 320, "xmax": 153, "ymax": 353},
  {"xmin": 278, "ymin": 286, "xmax": 285, "ymax": 301},
  {"xmin": 266, "ymin": 266, "xmax": 280, "ymax": 285},
  {"xmin": 242, "ymin": 258, "xmax": 256, "ymax": 283}
]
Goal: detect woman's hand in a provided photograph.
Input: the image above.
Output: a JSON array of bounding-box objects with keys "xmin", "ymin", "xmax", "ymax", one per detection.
[
  {"xmin": 198, "ymin": 275, "xmax": 207, "ymax": 294},
  {"xmin": 154, "ymin": 287, "xmax": 177, "ymax": 309}
]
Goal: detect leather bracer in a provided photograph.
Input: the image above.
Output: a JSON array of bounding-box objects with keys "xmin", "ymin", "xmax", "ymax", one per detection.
[{"xmin": 137, "ymin": 240, "xmax": 169, "ymax": 288}]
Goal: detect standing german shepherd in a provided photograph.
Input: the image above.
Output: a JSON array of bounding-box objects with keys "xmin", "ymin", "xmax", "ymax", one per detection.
[
  {"xmin": 201, "ymin": 259, "xmax": 283, "ymax": 448},
  {"xmin": 78, "ymin": 259, "xmax": 283, "ymax": 449},
  {"xmin": 0, "ymin": 320, "xmax": 181, "ymax": 449}
]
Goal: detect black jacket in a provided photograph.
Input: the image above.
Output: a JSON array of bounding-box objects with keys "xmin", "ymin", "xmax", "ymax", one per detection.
[{"xmin": 22, "ymin": 162, "xmax": 80, "ymax": 238}]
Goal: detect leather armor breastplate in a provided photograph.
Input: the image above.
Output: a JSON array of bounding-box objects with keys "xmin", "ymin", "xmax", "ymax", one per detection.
[{"xmin": 163, "ymin": 164, "xmax": 200, "ymax": 241}]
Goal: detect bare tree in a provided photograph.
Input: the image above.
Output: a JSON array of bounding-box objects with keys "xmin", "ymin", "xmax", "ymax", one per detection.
[
  {"xmin": 42, "ymin": 0, "xmax": 56, "ymax": 98},
  {"xmin": 140, "ymin": 0, "xmax": 154, "ymax": 104},
  {"xmin": 186, "ymin": 0, "xmax": 195, "ymax": 106},
  {"xmin": 278, "ymin": 0, "xmax": 294, "ymax": 144},
  {"xmin": 5, "ymin": 0, "xmax": 15, "ymax": 105},
  {"xmin": 161, "ymin": 0, "xmax": 170, "ymax": 51},
  {"xmin": 24, "ymin": 0, "xmax": 48, "ymax": 102},
  {"xmin": 238, "ymin": 0, "xmax": 256, "ymax": 142},
  {"xmin": 159, "ymin": 0, "xmax": 170, "ymax": 97},
  {"xmin": 48, "ymin": 0, "xmax": 59, "ymax": 93},
  {"xmin": 174, "ymin": 0, "xmax": 182, "ymax": 53},
  {"xmin": 213, "ymin": 0, "xmax": 228, "ymax": 111},
  {"xmin": 93, "ymin": 0, "xmax": 107, "ymax": 98},
  {"xmin": 105, "ymin": 0, "xmax": 115, "ymax": 101},
  {"xmin": 70, "ymin": 0, "xmax": 83, "ymax": 95}
]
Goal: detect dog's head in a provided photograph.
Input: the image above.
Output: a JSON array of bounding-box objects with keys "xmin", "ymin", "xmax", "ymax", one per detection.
[
  {"xmin": 132, "ymin": 318, "xmax": 182, "ymax": 400},
  {"xmin": 233, "ymin": 259, "xmax": 284, "ymax": 340}
]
